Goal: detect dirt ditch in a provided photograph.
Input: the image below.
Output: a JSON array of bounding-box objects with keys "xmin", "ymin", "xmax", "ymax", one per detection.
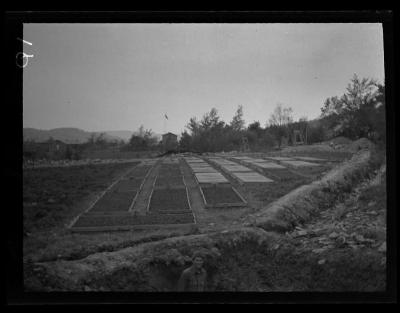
[{"xmin": 25, "ymin": 226, "xmax": 385, "ymax": 291}]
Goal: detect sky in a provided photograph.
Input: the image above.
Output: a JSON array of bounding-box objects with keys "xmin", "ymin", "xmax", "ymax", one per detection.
[{"xmin": 23, "ymin": 23, "xmax": 384, "ymax": 135}]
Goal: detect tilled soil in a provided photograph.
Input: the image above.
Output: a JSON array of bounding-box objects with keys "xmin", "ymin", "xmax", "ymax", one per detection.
[
  {"xmin": 149, "ymin": 188, "xmax": 190, "ymax": 212},
  {"xmin": 125, "ymin": 165, "xmax": 152, "ymax": 179},
  {"xmin": 23, "ymin": 161, "xmax": 141, "ymax": 233},
  {"xmin": 110, "ymin": 178, "xmax": 143, "ymax": 192},
  {"xmin": 89, "ymin": 190, "xmax": 136, "ymax": 212},
  {"xmin": 157, "ymin": 165, "xmax": 181, "ymax": 177},
  {"xmin": 155, "ymin": 176, "xmax": 184, "ymax": 187},
  {"xmin": 202, "ymin": 186, "xmax": 244, "ymax": 205},
  {"xmin": 72, "ymin": 212, "xmax": 194, "ymax": 227}
]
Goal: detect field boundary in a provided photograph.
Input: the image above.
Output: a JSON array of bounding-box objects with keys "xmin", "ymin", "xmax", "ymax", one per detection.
[
  {"xmin": 128, "ymin": 162, "xmax": 157, "ymax": 212},
  {"xmin": 67, "ymin": 161, "xmax": 142, "ymax": 229},
  {"xmin": 181, "ymin": 164, "xmax": 198, "ymax": 225},
  {"xmin": 69, "ymin": 222, "xmax": 196, "ymax": 233}
]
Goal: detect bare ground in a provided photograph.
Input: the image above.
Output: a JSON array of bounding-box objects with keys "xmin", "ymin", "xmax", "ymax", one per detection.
[{"xmin": 23, "ymin": 141, "xmax": 387, "ymax": 291}]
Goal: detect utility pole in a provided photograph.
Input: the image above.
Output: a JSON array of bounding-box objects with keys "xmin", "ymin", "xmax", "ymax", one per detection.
[{"xmin": 305, "ymin": 123, "xmax": 308, "ymax": 145}]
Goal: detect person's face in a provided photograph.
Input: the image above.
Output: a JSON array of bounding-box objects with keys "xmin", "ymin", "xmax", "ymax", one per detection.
[{"xmin": 193, "ymin": 257, "xmax": 203, "ymax": 269}]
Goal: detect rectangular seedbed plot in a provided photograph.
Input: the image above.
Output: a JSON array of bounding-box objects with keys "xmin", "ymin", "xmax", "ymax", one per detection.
[
  {"xmin": 89, "ymin": 190, "xmax": 136, "ymax": 212},
  {"xmin": 155, "ymin": 175, "xmax": 185, "ymax": 187},
  {"xmin": 72, "ymin": 212, "xmax": 194, "ymax": 228},
  {"xmin": 221, "ymin": 165, "xmax": 252, "ymax": 172},
  {"xmin": 260, "ymin": 168, "xmax": 303, "ymax": 181},
  {"xmin": 185, "ymin": 159, "xmax": 206, "ymax": 163},
  {"xmin": 281, "ymin": 160, "xmax": 321, "ymax": 167},
  {"xmin": 158, "ymin": 171, "xmax": 182, "ymax": 178},
  {"xmin": 232, "ymin": 172, "xmax": 274, "ymax": 183},
  {"xmin": 160, "ymin": 164, "xmax": 181, "ymax": 170},
  {"xmin": 195, "ymin": 173, "xmax": 229, "ymax": 184},
  {"xmin": 251, "ymin": 162, "xmax": 286, "ymax": 169},
  {"xmin": 189, "ymin": 164, "xmax": 214, "ymax": 168},
  {"xmin": 149, "ymin": 188, "xmax": 190, "ymax": 213},
  {"xmin": 110, "ymin": 178, "xmax": 144, "ymax": 192},
  {"xmin": 265, "ymin": 156, "xmax": 295, "ymax": 161},
  {"xmin": 293, "ymin": 156, "xmax": 326, "ymax": 162},
  {"xmin": 125, "ymin": 165, "xmax": 152, "ymax": 179},
  {"xmin": 232, "ymin": 156, "xmax": 253, "ymax": 160},
  {"xmin": 201, "ymin": 186, "xmax": 246, "ymax": 207},
  {"xmin": 191, "ymin": 167, "xmax": 218, "ymax": 173},
  {"xmin": 158, "ymin": 166, "xmax": 181, "ymax": 177}
]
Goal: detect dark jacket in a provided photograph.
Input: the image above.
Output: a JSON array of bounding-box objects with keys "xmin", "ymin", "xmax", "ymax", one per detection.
[{"xmin": 178, "ymin": 266, "xmax": 207, "ymax": 291}]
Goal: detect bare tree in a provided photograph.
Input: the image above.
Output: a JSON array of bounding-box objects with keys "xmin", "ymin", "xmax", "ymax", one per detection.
[
  {"xmin": 268, "ymin": 103, "xmax": 294, "ymax": 148},
  {"xmin": 268, "ymin": 103, "xmax": 293, "ymax": 126}
]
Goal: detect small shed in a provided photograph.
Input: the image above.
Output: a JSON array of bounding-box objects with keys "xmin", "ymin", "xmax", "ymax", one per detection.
[{"xmin": 162, "ymin": 132, "xmax": 178, "ymax": 151}]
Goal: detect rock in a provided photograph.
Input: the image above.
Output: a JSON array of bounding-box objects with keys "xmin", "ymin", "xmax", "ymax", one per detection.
[
  {"xmin": 296, "ymin": 230, "xmax": 308, "ymax": 237},
  {"xmin": 312, "ymin": 248, "xmax": 326, "ymax": 254},
  {"xmin": 367, "ymin": 210, "xmax": 378, "ymax": 215},
  {"xmin": 318, "ymin": 259, "xmax": 326, "ymax": 265},
  {"xmin": 378, "ymin": 242, "xmax": 386, "ymax": 253},
  {"xmin": 47, "ymin": 198, "xmax": 56, "ymax": 204},
  {"xmin": 355, "ymin": 234, "xmax": 366, "ymax": 242},
  {"xmin": 336, "ymin": 236, "xmax": 346, "ymax": 243},
  {"xmin": 329, "ymin": 232, "xmax": 339, "ymax": 239},
  {"xmin": 273, "ymin": 244, "xmax": 280, "ymax": 250}
]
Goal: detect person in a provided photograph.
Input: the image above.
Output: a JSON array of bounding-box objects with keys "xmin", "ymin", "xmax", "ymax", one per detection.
[{"xmin": 178, "ymin": 251, "xmax": 207, "ymax": 292}]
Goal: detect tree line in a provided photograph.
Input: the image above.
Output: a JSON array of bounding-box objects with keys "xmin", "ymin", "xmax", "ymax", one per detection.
[
  {"xmin": 178, "ymin": 74, "xmax": 385, "ymax": 153},
  {"xmin": 23, "ymin": 74, "xmax": 385, "ymax": 160}
]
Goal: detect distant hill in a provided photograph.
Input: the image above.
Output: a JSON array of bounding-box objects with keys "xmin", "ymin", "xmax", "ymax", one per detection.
[{"xmin": 23, "ymin": 128, "xmax": 127, "ymax": 144}]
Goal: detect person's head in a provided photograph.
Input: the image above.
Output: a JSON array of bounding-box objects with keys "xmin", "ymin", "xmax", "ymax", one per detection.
[{"xmin": 192, "ymin": 251, "xmax": 204, "ymax": 269}]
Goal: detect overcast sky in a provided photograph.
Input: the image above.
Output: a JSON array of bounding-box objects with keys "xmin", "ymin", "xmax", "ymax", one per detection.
[{"xmin": 23, "ymin": 23, "xmax": 384, "ymax": 135}]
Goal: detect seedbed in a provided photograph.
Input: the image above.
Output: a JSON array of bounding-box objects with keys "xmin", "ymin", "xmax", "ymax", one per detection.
[
  {"xmin": 155, "ymin": 175, "xmax": 185, "ymax": 187},
  {"xmin": 148, "ymin": 188, "xmax": 190, "ymax": 213},
  {"xmin": 110, "ymin": 178, "xmax": 144, "ymax": 192},
  {"xmin": 201, "ymin": 185, "xmax": 247, "ymax": 208},
  {"xmin": 125, "ymin": 165, "xmax": 152, "ymax": 179},
  {"xmin": 89, "ymin": 190, "xmax": 136, "ymax": 212},
  {"xmin": 158, "ymin": 169, "xmax": 182, "ymax": 177},
  {"xmin": 259, "ymin": 168, "xmax": 304, "ymax": 181}
]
